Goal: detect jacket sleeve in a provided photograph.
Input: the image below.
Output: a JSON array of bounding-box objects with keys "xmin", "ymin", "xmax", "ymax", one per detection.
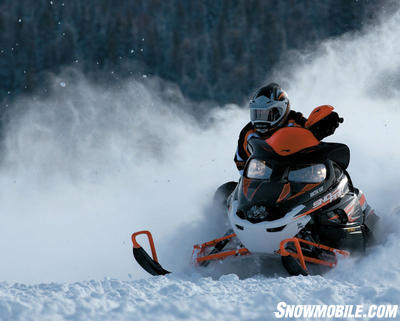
[{"xmin": 234, "ymin": 122, "xmax": 255, "ymax": 173}]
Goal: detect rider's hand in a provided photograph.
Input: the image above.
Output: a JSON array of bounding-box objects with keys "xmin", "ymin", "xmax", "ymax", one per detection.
[
  {"xmin": 293, "ymin": 111, "xmax": 307, "ymax": 126},
  {"xmin": 309, "ymin": 112, "xmax": 343, "ymax": 140}
]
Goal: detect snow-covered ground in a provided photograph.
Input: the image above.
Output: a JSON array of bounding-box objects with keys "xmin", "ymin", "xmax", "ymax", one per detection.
[
  {"xmin": 1, "ymin": 237, "xmax": 400, "ymax": 321},
  {"xmin": 1, "ymin": 8, "xmax": 400, "ymax": 321}
]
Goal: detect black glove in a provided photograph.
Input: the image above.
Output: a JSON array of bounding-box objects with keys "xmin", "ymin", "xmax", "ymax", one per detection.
[
  {"xmin": 293, "ymin": 111, "xmax": 307, "ymax": 126},
  {"xmin": 309, "ymin": 112, "xmax": 343, "ymax": 140}
]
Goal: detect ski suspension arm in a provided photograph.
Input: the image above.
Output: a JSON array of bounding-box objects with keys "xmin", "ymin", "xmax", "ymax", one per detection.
[
  {"xmin": 192, "ymin": 233, "xmax": 249, "ymax": 265},
  {"xmin": 278, "ymin": 237, "xmax": 350, "ymax": 271}
]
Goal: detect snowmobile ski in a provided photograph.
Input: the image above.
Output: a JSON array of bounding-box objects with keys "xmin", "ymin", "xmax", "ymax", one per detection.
[{"xmin": 131, "ymin": 230, "xmax": 170, "ymax": 276}]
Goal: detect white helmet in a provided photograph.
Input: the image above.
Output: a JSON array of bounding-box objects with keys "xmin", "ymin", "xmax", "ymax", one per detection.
[{"xmin": 249, "ymin": 83, "xmax": 290, "ymax": 133}]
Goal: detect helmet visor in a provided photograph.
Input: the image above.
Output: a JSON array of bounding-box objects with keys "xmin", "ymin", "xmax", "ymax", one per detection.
[{"xmin": 250, "ymin": 106, "xmax": 285, "ymax": 124}]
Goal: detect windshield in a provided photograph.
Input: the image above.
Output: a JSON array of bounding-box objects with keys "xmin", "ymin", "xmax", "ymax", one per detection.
[
  {"xmin": 246, "ymin": 159, "xmax": 272, "ymax": 179},
  {"xmin": 288, "ymin": 164, "xmax": 327, "ymax": 183}
]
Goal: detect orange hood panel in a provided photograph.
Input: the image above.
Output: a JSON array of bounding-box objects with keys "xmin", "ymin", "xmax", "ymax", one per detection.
[{"xmin": 266, "ymin": 127, "xmax": 320, "ymax": 156}]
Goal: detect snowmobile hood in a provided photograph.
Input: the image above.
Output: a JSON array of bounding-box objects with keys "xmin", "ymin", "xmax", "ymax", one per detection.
[
  {"xmin": 247, "ymin": 132, "xmax": 350, "ymax": 170},
  {"xmin": 240, "ymin": 177, "xmax": 283, "ymax": 206}
]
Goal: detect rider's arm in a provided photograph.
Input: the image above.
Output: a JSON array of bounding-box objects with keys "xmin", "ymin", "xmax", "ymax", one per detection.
[
  {"xmin": 234, "ymin": 122, "xmax": 257, "ymax": 174},
  {"xmin": 234, "ymin": 148, "xmax": 246, "ymax": 175}
]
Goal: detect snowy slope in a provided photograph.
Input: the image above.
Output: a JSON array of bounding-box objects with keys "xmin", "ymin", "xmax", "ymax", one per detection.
[
  {"xmin": 3, "ymin": 276, "xmax": 368, "ymax": 321},
  {"xmin": 1, "ymin": 8, "xmax": 400, "ymax": 321}
]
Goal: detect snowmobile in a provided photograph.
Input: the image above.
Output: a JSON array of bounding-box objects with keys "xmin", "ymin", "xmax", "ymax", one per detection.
[{"xmin": 131, "ymin": 106, "xmax": 380, "ymax": 276}]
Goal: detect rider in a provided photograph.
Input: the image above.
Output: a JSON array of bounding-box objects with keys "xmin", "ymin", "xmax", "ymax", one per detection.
[{"xmin": 234, "ymin": 83, "xmax": 342, "ymax": 174}]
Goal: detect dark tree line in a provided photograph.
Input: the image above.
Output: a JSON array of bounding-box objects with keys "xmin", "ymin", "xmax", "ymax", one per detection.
[{"xmin": 0, "ymin": 0, "xmax": 385, "ymax": 106}]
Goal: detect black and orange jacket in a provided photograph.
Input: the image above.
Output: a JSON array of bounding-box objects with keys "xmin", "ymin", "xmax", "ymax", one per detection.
[{"xmin": 234, "ymin": 110, "xmax": 307, "ymax": 173}]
